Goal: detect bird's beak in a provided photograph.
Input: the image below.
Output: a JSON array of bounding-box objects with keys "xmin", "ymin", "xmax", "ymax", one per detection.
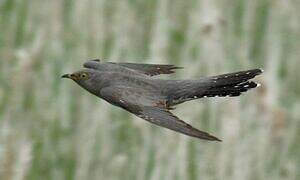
[{"xmin": 61, "ymin": 74, "xmax": 70, "ymax": 79}]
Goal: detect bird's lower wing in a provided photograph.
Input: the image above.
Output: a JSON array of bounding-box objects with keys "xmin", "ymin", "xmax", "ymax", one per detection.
[
  {"xmin": 100, "ymin": 86, "xmax": 220, "ymax": 141},
  {"xmin": 136, "ymin": 106, "xmax": 221, "ymax": 141}
]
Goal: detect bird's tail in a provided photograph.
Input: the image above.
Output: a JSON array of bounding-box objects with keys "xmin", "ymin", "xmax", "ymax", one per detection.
[{"xmin": 165, "ymin": 69, "xmax": 263, "ymax": 106}]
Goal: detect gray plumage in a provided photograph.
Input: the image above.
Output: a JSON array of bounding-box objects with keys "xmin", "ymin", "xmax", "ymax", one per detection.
[{"xmin": 62, "ymin": 59, "xmax": 263, "ymax": 141}]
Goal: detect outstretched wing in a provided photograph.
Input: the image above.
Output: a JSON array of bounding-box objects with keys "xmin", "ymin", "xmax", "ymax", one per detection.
[
  {"xmin": 112, "ymin": 62, "xmax": 182, "ymax": 76},
  {"xmin": 83, "ymin": 59, "xmax": 182, "ymax": 76},
  {"xmin": 100, "ymin": 86, "xmax": 221, "ymax": 141},
  {"xmin": 137, "ymin": 106, "xmax": 221, "ymax": 141}
]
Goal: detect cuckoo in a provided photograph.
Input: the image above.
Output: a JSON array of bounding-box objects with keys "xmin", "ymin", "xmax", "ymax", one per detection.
[{"xmin": 62, "ymin": 59, "xmax": 263, "ymax": 141}]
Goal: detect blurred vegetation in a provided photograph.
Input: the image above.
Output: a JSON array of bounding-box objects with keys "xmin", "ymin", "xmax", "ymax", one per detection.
[{"xmin": 0, "ymin": 0, "xmax": 299, "ymax": 180}]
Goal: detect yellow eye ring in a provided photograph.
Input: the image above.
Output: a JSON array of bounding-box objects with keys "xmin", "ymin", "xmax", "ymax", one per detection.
[{"xmin": 80, "ymin": 73, "xmax": 88, "ymax": 79}]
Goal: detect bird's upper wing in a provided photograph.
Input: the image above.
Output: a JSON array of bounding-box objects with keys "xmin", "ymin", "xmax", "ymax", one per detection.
[
  {"xmin": 83, "ymin": 59, "xmax": 183, "ymax": 76},
  {"xmin": 100, "ymin": 86, "xmax": 221, "ymax": 141},
  {"xmin": 111, "ymin": 62, "xmax": 182, "ymax": 76}
]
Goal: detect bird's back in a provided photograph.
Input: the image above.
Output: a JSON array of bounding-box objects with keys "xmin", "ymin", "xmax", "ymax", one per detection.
[{"xmin": 99, "ymin": 70, "xmax": 160, "ymax": 91}]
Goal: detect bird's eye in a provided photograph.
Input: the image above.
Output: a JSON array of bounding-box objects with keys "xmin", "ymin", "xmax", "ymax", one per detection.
[{"xmin": 80, "ymin": 73, "xmax": 88, "ymax": 79}]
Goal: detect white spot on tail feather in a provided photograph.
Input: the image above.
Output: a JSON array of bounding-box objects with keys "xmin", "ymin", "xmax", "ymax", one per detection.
[{"xmin": 259, "ymin": 69, "xmax": 264, "ymax": 72}]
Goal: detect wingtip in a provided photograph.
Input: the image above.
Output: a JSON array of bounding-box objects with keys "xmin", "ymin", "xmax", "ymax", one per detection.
[
  {"xmin": 212, "ymin": 136, "xmax": 222, "ymax": 142},
  {"xmin": 169, "ymin": 65, "xmax": 184, "ymax": 70},
  {"xmin": 90, "ymin": 59, "xmax": 100, "ymax": 62},
  {"xmin": 175, "ymin": 66, "xmax": 184, "ymax": 69},
  {"xmin": 201, "ymin": 134, "xmax": 222, "ymax": 142}
]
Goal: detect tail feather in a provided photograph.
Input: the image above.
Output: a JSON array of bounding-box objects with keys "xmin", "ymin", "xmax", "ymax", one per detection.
[
  {"xmin": 202, "ymin": 81, "xmax": 258, "ymax": 97},
  {"xmin": 166, "ymin": 69, "xmax": 263, "ymax": 106},
  {"xmin": 207, "ymin": 69, "xmax": 263, "ymax": 87}
]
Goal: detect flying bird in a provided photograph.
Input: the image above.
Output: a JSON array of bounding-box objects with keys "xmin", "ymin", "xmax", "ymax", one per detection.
[{"xmin": 62, "ymin": 59, "xmax": 263, "ymax": 141}]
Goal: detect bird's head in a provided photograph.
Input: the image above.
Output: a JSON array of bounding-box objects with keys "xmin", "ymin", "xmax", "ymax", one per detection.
[
  {"xmin": 61, "ymin": 69, "xmax": 101, "ymax": 95},
  {"xmin": 61, "ymin": 70, "xmax": 90, "ymax": 81}
]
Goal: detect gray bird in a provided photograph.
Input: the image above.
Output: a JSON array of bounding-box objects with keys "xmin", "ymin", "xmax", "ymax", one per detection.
[{"xmin": 62, "ymin": 59, "xmax": 263, "ymax": 141}]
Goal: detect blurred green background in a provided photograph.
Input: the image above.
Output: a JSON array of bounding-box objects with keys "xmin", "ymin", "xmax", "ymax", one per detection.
[{"xmin": 0, "ymin": 0, "xmax": 299, "ymax": 180}]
